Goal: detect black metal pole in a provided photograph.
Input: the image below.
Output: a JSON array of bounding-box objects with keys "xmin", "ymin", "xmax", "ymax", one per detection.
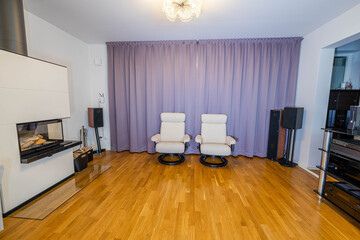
[
  {"xmin": 289, "ymin": 129, "xmax": 297, "ymax": 166},
  {"xmin": 95, "ymin": 127, "xmax": 102, "ymax": 154},
  {"xmin": 285, "ymin": 129, "xmax": 292, "ymax": 165}
]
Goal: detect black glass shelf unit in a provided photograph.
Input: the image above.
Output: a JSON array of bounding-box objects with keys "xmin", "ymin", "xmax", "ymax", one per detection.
[{"xmin": 322, "ymin": 128, "xmax": 360, "ymax": 137}]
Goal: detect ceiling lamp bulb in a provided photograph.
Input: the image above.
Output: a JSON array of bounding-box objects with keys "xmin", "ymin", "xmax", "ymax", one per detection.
[{"xmin": 163, "ymin": 0, "xmax": 202, "ymax": 22}]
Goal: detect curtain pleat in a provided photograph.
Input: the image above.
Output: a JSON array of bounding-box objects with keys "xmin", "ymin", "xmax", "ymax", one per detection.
[{"xmin": 107, "ymin": 38, "xmax": 302, "ymax": 157}]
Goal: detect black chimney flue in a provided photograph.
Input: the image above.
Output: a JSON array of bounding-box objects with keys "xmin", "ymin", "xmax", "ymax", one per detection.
[{"xmin": 0, "ymin": 0, "xmax": 28, "ymax": 56}]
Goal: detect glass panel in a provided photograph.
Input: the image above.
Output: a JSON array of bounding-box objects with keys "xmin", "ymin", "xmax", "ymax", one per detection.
[{"xmin": 17, "ymin": 120, "xmax": 63, "ymax": 154}]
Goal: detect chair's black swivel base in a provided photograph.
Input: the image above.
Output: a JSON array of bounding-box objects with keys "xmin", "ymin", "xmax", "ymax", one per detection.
[
  {"xmin": 158, "ymin": 153, "xmax": 185, "ymax": 165},
  {"xmin": 200, "ymin": 155, "xmax": 228, "ymax": 168}
]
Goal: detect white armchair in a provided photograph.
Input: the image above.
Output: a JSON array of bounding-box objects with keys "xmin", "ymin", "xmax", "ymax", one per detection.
[
  {"xmin": 195, "ymin": 114, "xmax": 236, "ymax": 167},
  {"xmin": 151, "ymin": 113, "xmax": 191, "ymax": 165}
]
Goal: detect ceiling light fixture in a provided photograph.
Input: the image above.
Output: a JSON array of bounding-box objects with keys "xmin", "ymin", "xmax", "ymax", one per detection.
[{"xmin": 163, "ymin": 0, "xmax": 202, "ymax": 22}]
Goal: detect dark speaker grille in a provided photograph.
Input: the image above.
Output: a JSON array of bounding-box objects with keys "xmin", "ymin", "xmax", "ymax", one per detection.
[
  {"xmin": 267, "ymin": 110, "xmax": 281, "ymax": 160},
  {"xmin": 93, "ymin": 108, "xmax": 103, "ymax": 127},
  {"xmin": 283, "ymin": 107, "xmax": 304, "ymax": 129}
]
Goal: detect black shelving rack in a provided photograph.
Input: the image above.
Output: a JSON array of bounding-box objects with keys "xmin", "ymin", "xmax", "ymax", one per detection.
[{"xmin": 315, "ymin": 128, "xmax": 360, "ymax": 222}]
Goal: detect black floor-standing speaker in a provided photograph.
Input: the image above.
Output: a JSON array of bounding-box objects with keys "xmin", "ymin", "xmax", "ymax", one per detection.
[
  {"xmin": 267, "ymin": 110, "xmax": 286, "ymax": 161},
  {"xmin": 279, "ymin": 107, "xmax": 304, "ymax": 167}
]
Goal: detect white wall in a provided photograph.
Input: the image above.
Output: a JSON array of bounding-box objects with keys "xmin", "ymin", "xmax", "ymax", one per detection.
[
  {"xmin": 25, "ymin": 11, "xmax": 110, "ymax": 150},
  {"xmin": 295, "ymin": 4, "xmax": 360, "ymax": 168},
  {"xmin": 25, "ymin": 11, "xmax": 92, "ymax": 145},
  {"xmin": 88, "ymin": 45, "xmax": 111, "ymax": 150}
]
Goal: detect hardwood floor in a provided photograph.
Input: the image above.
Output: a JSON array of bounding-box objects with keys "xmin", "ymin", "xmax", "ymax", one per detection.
[{"xmin": 1, "ymin": 151, "xmax": 360, "ymax": 239}]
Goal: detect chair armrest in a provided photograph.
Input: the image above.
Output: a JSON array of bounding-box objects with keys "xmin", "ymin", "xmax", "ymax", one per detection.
[
  {"xmin": 225, "ymin": 136, "xmax": 236, "ymax": 146},
  {"xmin": 195, "ymin": 135, "xmax": 202, "ymax": 144},
  {"xmin": 183, "ymin": 134, "xmax": 191, "ymax": 143},
  {"xmin": 151, "ymin": 134, "xmax": 161, "ymax": 143}
]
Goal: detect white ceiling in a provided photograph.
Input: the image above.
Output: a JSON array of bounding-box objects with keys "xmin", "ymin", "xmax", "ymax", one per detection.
[{"xmin": 24, "ymin": 0, "xmax": 360, "ymax": 44}]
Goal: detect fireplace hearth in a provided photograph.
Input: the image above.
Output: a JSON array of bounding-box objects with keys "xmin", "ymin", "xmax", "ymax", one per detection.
[{"xmin": 17, "ymin": 119, "xmax": 81, "ymax": 164}]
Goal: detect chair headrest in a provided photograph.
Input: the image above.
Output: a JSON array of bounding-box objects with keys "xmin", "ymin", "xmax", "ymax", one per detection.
[
  {"xmin": 201, "ymin": 114, "xmax": 227, "ymax": 124},
  {"xmin": 161, "ymin": 112, "xmax": 185, "ymax": 122}
]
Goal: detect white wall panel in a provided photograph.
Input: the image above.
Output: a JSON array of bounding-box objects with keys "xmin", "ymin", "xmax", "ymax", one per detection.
[
  {"xmin": 0, "ymin": 49, "xmax": 73, "ymax": 213},
  {"xmin": 0, "ymin": 49, "xmax": 70, "ymax": 124},
  {"xmin": 0, "ymin": 124, "xmax": 74, "ymax": 212},
  {"xmin": 0, "ymin": 89, "xmax": 70, "ymax": 124},
  {"xmin": 0, "ymin": 50, "xmax": 68, "ymax": 92}
]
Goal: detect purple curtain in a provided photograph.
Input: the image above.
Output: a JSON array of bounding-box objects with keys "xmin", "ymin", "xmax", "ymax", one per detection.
[{"xmin": 107, "ymin": 38, "xmax": 302, "ymax": 157}]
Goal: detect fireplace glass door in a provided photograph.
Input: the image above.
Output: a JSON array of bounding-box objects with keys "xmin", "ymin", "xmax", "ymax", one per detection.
[{"xmin": 17, "ymin": 119, "xmax": 64, "ymax": 157}]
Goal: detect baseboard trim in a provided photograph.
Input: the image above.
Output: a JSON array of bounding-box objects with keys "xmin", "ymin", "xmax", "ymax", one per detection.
[
  {"xmin": 298, "ymin": 165, "xmax": 319, "ymax": 178},
  {"xmin": 2, "ymin": 173, "xmax": 74, "ymax": 217}
]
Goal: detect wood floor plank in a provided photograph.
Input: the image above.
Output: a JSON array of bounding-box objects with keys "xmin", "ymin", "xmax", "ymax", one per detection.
[{"xmin": 1, "ymin": 151, "xmax": 360, "ymax": 239}]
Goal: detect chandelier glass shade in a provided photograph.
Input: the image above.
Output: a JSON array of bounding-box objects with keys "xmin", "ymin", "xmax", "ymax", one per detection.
[{"xmin": 163, "ymin": 0, "xmax": 202, "ymax": 22}]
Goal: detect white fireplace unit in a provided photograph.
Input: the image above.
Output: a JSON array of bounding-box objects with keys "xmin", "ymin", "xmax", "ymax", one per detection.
[{"xmin": 0, "ymin": 49, "xmax": 73, "ymax": 214}]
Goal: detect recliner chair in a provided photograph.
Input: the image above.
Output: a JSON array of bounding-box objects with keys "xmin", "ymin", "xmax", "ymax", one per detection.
[
  {"xmin": 195, "ymin": 114, "xmax": 236, "ymax": 167},
  {"xmin": 151, "ymin": 113, "xmax": 191, "ymax": 165}
]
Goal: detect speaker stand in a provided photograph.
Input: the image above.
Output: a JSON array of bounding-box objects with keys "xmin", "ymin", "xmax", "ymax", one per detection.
[
  {"xmin": 279, "ymin": 129, "xmax": 298, "ymax": 168},
  {"xmin": 94, "ymin": 127, "xmax": 102, "ymax": 155}
]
